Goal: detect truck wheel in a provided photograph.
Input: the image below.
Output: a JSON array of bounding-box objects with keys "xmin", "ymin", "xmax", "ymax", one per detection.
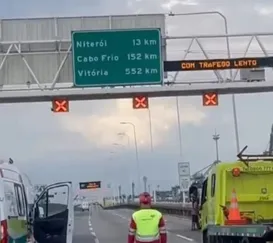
[
  {"xmin": 241, "ymin": 237, "xmax": 266, "ymax": 243},
  {"xmin": 218, "ymin": 236, "xmax": 234, "ymax": 243},
  {"xmin": 203, "ymin": 231, "xmax": 209, "ymax": 243}
]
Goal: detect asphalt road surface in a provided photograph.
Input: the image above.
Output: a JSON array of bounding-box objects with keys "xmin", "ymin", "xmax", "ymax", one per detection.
[{"xmin": 72, "ymin": 205, "xmax": 201, "ymax": 243}]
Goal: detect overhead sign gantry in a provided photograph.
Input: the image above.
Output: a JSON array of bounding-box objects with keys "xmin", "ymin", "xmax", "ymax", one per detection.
[{"xmin": 1, "ymin": 16, "xmax": 273, "ymax": 108}]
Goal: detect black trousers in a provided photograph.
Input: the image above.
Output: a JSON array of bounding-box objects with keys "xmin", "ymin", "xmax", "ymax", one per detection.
[{"xmin": 191, "ymin": 215, "xmax": 200, "ymax": 230}]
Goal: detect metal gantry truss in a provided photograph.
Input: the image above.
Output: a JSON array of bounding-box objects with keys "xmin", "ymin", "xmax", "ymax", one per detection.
[
  {"xmin": 1, "ymin": 32, "xmax": 273, "ymax": 102},
  {"xmin": 0, "ymin": 40, "xmax": 72, "ymax": 90}
]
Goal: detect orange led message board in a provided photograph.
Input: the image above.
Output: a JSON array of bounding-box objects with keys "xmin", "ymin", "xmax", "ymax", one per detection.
[
  {"xmin": 164, "ymin": 56, "xmax": 273, "ymax": 71},
  {"xmin": 79, "ymin": 181, "xmax": 101, "ymax": 190}
]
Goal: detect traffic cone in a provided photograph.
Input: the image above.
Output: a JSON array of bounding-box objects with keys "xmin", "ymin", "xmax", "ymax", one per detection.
[{"xmin": 225, "ymin": 188, "xmax": 248, "ymax": 225}]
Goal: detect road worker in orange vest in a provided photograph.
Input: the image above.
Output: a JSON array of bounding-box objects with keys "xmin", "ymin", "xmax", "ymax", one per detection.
[{"xmin": 128, "ymin": 192, "xmax": 167, "ymax": 243}]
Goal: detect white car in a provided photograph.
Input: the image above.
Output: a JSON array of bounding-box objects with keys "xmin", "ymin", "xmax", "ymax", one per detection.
[{"xmin": 81, "ymin": 201, "xmax": 89, "ymax": 211}]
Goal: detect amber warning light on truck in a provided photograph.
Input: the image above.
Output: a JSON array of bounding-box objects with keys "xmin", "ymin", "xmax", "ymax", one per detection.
[
  {"xmin": 163, "ymin": 56, "xmax": 273, "ymax": 71},
  {"xmin": 232, "ymin": 168, "xmax": 241, "ymax": 177}
]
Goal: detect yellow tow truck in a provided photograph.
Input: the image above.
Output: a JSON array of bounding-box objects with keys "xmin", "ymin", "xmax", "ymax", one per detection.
[{"xmin": 200, "ymin": 146, "xmax": 273, "ymax": 243}]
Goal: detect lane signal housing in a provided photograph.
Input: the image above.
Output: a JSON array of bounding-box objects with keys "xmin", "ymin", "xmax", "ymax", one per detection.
[
  {"xmin": 51, "ymin": 99, "xmax": 69, "ymax": 112},
  {"xmin": 202, "ymin": 92, "xmax": 219, "ymax": 106},
  {"xmin": 132, "ymin": 95, "xmax": 149, "ymax": 109}
]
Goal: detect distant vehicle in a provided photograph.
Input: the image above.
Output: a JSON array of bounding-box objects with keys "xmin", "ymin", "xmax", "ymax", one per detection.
[{"xmin": 81, "ymin": 201, "xmax": 89, "ymax": 211}]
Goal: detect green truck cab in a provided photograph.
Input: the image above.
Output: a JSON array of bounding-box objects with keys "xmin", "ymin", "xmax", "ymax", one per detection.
[{"xmin": 200, "ymin": 147, "xmax": 273, "ymax": 243}]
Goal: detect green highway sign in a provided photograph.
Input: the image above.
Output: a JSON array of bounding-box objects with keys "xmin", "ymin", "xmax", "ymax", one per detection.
[{"xmin": 71, "ymin": 29, "xmax": 163, "ymax": 87}]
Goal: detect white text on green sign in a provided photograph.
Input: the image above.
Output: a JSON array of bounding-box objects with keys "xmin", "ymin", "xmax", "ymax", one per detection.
[{"xmin": 71, "ymin": 29, "xmax": 163, "ymax": 87}]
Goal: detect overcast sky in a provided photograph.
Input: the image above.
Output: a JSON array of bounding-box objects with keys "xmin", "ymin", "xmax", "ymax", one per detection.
[{"xmin": 0, "ymin": 0, "xmax": 273, "ymax": 196}]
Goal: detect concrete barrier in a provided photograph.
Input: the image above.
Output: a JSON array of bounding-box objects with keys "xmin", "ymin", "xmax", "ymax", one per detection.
[
  {"xmin": 102, "ymin": 202, "xmax": 192, "ymax": 217},
  {"xmin": 35, "ymin": 202, "xmax": 191, "ymax": 217},
  {"xmin": 36, "ymin": 202, "xmax": 191, "ymax": 218},
  {"xmin": 37, "ymin": 203, "xmax": 67, "ymax": 214},
  {"xmin": 35, "ymin": 203, "xmax": 84, "ymax": 214}
]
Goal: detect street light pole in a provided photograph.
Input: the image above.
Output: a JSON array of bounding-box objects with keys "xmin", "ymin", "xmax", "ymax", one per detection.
[
  {"xmin": 132, "ymin": 182, "xmax": 135, "ymax": 201},
  {"xmin": 148, "ymin": 109, "xmax": 154, "ymax": 152},
  {"xmin": 156, "ymin": 185, "xmax": 160, "ymax": 202},
  {"xmin": 118, "ymin": 185, "xmax": 121, "ymax": 204},
  {"xmin": 169, "ymin": 11, "xmax": 240, "ymax": 153},
  {"xmin": 154, "ymin": 185, "xmax": 160, "ymax": 203},
  {"xmin": 120, "ymin": 122, "xmax": 141, "ymax": 193},
  {"xmin": 175, "ymin": 97, "xmax": 183, "ymax": 159},
  {"xmin": 143, "ymin": 176, "xmax": 148, "ymax": 192},
  {"xmin": 212, "ymin": 131, "xmax": 220, "ymax": 162}
]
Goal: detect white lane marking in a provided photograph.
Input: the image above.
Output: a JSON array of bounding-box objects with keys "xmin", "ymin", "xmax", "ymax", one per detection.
[
  {"xmin": 111, "ymin": 212, "xmax": 130, "ymax": 221},
  {"xmin": 176, "ymin": 234, "xmax": 194, "ymax": 242},
  {"xmin": 88, "ymin": 210, "xmax": 100, "ymax": 243}
]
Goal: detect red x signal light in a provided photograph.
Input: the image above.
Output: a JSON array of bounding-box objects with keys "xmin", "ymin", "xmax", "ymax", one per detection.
[
  {"xmin": 132, "ymin": 96, "xmax": 149, "ymax": 109},
  {"xmin": 202, "ymin": 92, "xmax": 219, "ymax": 106},
  {"xmin": 52, "ymin": 99, "xmax": 69, "ymax": 112}
]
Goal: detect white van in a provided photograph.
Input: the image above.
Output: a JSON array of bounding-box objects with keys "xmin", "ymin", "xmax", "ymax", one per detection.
[
  {"xmin": 0, "ymin": 158, "xmax": 29, "ymax": 242},
  {"xmin": 0, "ymin": 158, "xmax": 74, "ymax": 243},
  {"xmin": 81, "ymin": 201, "xmax": 89, "ymax": 211}
]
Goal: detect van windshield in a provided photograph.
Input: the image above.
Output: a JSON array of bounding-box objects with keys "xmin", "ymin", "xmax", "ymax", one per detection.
[{"xmin": 4, "ymin": 181, "xmax": 19, "ymax": 217}]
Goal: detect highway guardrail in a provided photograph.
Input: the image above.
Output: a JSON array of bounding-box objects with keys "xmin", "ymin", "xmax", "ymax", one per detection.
[{"xmin": 102, "ymin": 202, "xmax": 192, "ymax": 217}]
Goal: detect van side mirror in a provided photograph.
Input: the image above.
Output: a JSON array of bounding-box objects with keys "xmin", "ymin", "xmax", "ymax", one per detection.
[
  {"xmin": 34, "ymin": 205, "xmax": 39, "ymax": 219},
  {"xmin": 39, "ymin": 207, "xmax": 45, "ymax": 218},
  {"xmin": 33, "ymin": 205, "xmax": 45, "ymax": 219}
]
